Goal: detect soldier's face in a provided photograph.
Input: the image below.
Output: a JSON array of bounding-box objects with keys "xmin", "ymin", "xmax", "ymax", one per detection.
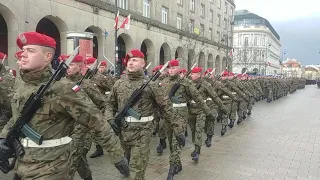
[
  {"xmin": 67, "ymin": 62, "xmax": 82, "ymax": 75},
  {"xmin": 20, "ymin": 45, "xmax": 53, "ymax": 71},
  {"xmin": 127, "ymin": 57, "xmax": 145, "ymax": 72},
  {"xmin": 99, "ymin": 66, "xmax": 107, "ymax": 73},
  {"xmin": 191, "ymin": 72, "xmax": 201, "ymax": 80},
  {"xmin": 168, "ymin": 66, "xmax": 180, "ymax": 76}
]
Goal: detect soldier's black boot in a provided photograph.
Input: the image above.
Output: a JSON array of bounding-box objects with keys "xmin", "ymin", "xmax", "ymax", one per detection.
[
  {"xmin": 173, "ymin": 161, "xmax": 182, "ymax": 174},
  {"xmin": 205, "ymin": 134, "xmax": 213, "ymax": 147},
  {"xmin": 166, "ymin": 164, "xmax": 176, "ymax": 180},
  {"xmin": 228, "ymin": 120, "xmax": 235, "ymax": 128},
  {"xmin": 84, "ymin": 175, "xmax": 93, "ymax": 180},
  {"xmin": 247, "ymin": 110, "xmax": 252, "ymax": 116},
  {"xmin": 243, "ymin": 112, "xmax": 247, "ymax": 119},
  {"xmin": 157, "ymin": 138, "xmax": 167, "ymax": 155},
  {"xmin": 90, "ymin": 144, "xmax": 104, "ymax": 158},
  {"xmin": 237, "ymin": 118, "xmax": 242, "ymax": 124},
  {"xmin": 185, "ymin": 129, "xmax": 188, "ymax": 137},
  {"xmin": 221, "ymin": 125, "xmax": 227, "ymax": 136},
  {"xmin": 192, "ymin": 145, "xmax": 201, "ymax": 162}
]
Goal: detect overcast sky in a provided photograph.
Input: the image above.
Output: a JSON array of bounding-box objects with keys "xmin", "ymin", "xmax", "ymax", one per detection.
[{"xmin": 236, "ymin": 0, "xmax": 320, "ymax": 65}]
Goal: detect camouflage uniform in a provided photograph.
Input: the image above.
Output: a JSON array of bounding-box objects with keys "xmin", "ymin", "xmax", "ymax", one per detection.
[
  {"xmin": 0, "ymin": 67, "xmax": 125, "ymax": 180},
  {"xmin": 104, "ymin": 70, "xmax": 184, "ymax": 180},
  {"xmin": 67, "ymin": 73, "xmax": 107, "ymax": 180},
  {"xmin": 0, "ymin": 66, "xmax": 15, "ymax": 130}
]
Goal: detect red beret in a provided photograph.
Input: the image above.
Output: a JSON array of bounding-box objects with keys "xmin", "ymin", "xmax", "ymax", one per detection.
[
  {"xmin": 237, "ymin": 74, "xmax": 243, "ymax": 77},
  {"xmin": 169, "ymin": 59, "xmax": 179, "ymax": 67},
  {"xmin": 85, "ymin": 57, "xmax": 96, "ymax": 64},
  {"xmin": 16, "ymin": 32, "xmax": 56, "ymax": 49},
  {"xmin": 10, "ymin": 69, "xmax": 16, "ymax": 77},
  {"xmin": 124, "ymin": 49, "xmax": 145, "ymax": 63},
  {"xmin": 152, "ymin": 66, "xmax": 160, "ymax": 72},
  {"xmin": 122, "ymin": 58, "xmax": 127, "ymax": 66},
  {"xmin": 0, "ymin": 52, "xmax": 7, "ymax": 59},
  {"xmin": 228, "ymin": 72, "xmax": 234, "ymax": 76},
  {"xmin": 58, "ymin": 54, "xmax": 68, "ymax": 62},
  {"xmin": 59, "ymin": 54, "xmax": 83, "ymax": 63},
  {"xmin": 222, "ymin": 70, "xmax": 229, "ymax": 77},
  {"xmin": 204, "ymin": 68, "xmax": 213, "ymax": 75},
  {"xmin": 191, "ymin": 66, "xmax": 202, "ymax": 73},
  {"xmin": 14, "ymin": 51, "xmax": 23, "ymax": 60},
  {"xmin": 180, "ymin": 68, "xmax": 187, "ymax": 73},
  {"xmin": 100, "ymin": 61, "xmax": 107, "ymax": 67}
]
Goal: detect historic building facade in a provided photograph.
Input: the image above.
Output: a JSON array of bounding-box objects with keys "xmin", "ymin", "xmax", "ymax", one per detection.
[
  {"xmin": 232, "ymin": 10, "xmax": 281, "ymax": 75},
  {"xmin": 0, "ymin": 0, "xmax": 235, "ymax": 73}
]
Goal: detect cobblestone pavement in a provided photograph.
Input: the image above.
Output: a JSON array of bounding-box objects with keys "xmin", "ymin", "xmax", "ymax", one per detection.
[{"xmin": 3, "ymin": 85, "xmax": 320, "ymax": 180}]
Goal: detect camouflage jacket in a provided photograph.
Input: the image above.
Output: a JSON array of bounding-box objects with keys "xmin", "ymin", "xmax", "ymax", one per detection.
[
  {"xmin": 67, "ymin": 73, "xmax": 106, "ymax": 110},
  {"xmin": 91, "ymin": 73, "xmax": 118, "ymax": 95},
  {"xmin": 166, "ymin": 74, "xmax": 211, "ymax": 115},
  {"xmin": 0, "ymin": 67, "xmax": 15, "ymax": 129},
  {"xmin": 223, "ymin": 79, "xmax": 249, "ymax": 102},
  {"xmin": 0, "ymin": 66, "xmax": 124, "ymax": 164},
  {"xmin": 104, "ymin": 70, "xmax": 184, "ymax": 135},
  {"xmin": 209, "ymin": 78, "xmax": 237, "ymax": 102},
  {"xmin": 193, "ymin": 78, "xmax": 227, "ymax": 113}
]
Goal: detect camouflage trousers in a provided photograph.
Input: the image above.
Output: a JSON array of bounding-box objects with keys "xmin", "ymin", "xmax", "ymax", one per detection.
[
  {"xmin": 237, "ymin": 100, "xmax": 247, "ymax": 119},
  {"xmin": 15, "ymin": 145, "xmax": 71, "ymax": 180},
  {"xmin": 204, "ymin": 104, "xmax": 218, "ymax": 136},
  {"xmin": 247, "ymin": 97, "xmax": 255, "ymax": 111},
  {"xmin": 230, "ymin": 100, "xmax": 238, "ymax": 121},
  {"xmin": 158, "ymin": 118, "xmax": 167, "ymax": 139},
  {"xmin": 168, "ymin": 107, "xmax": 188, "ymax": 164},
  {"xmin": 221, "ymin": 100, "xmax": 232, "ymax": 126},
  {"xmin": 188, "ymin": 112, "xmax": 206, "ymax": 146},
  {"xmin": 265, "ymin": 88, "xmax": 273, "ymax": 100},
  {"xmin": 69, "ymin": 125, "xmax": 92, "ymax": 180},
  {"xmin": 120, "ymin": 121, "xmax": 153, "ymax": 180}
]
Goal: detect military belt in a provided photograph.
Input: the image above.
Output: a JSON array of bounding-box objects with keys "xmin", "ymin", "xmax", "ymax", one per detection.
[
  {"xmin": 21, "ymin": 136, "xmax": 72, "ymax": 148},
  {"xmin": 172, "ymin": 103, "xmax": 187, "ymax": 108},
  {"xmin": 105, "ymin": 91, "xmax": 111, "ymax": 95},
  {"xmin": 125, "ymin": 116, "xmax": 154, "ymax": 123},
  {"xmin": 232, "ymin": 92, "xmax": 237, "ymax": 95},
  {"xmin": 222, "ymin": 95, "xmax": 230, "ymax": 99}
]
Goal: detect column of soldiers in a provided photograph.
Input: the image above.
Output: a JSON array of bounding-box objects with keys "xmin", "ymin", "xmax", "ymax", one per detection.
[{"xmin": 0, "ymin": 31, "xmax": 306, "ymax": 180}]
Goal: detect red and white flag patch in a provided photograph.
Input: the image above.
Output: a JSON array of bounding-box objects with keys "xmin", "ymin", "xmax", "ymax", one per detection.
[{"xmin": 72, "ymin": 84, "xmax": 81, "ymax": 92}]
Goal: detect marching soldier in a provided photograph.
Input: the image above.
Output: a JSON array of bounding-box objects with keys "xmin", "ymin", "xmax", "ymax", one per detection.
[
  {"xmin": 0, "ymin": 32, "xmax": 129, "ymax": 179},
  {"xmin": 104, "ymin": 50, "xmax": 185, "ymax": 180}
]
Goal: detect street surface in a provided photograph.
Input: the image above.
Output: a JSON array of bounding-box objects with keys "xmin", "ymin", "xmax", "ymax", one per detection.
[{"xmin": 3, "ymin": 85, "xmax": 320, "ymax": 180}]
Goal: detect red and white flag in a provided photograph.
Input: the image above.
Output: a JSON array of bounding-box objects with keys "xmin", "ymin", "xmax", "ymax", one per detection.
[
  {"xmin": 72, "ymin": 84, "xmax": 81, "ymax": 92},
  {"xmin": 120, "ymin": 14, "xmax": 131, "ymax": 30},
  {"xmin": 228, "ymin": 49, "xmax": 233, "ymax": 57},
  {"xmin": 114, "ymin": 11, "xmax": 119, "ymax": 30}
]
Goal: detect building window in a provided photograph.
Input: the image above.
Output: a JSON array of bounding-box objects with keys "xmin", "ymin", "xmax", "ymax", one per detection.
[
  {"xmin": 200, "ymin": 24, "xmax": 204, "ymax": 36},
  {"xmin": 209, "ymin": 9, "xmax": 213, "ymax": 22},
  {"xmin": 253, "ymin": 51, "xmax": 257, "ymax": 61},
  {"xmin": 209, "ymin": 28, "xmax": 212, "ymax": 40},
  {"xmin": 217, "ymin": 31, "xmax": 220, "ymax": 42},
  {"xmin": 261, "ymin": 36, "xmax": 265, "ymax": 46},
  {"xmin": 254, "ymin": 37, "xmax": 257, "ymax": 46},
  {"xmin": 224, "ymin": 18, "xmax": 227, "ymax": 29},
  {"xmin": 162, "ymin": 7, "xmax": 168, "ymax": 24},
  {"xmin": 177, "ymin": 13, "xmax": 182, "ymax": 29},
  {"xmin": 225, "ymin": 2, "xmax": 228, "ymax": 14},
  {"xmin": 201, "ymin": 4, "xmax": 205, "ymax": 17},
  {"xmin": 239, "ymin": 34, "xmax": 243, "ymax": 45},
  {"xmin": 190, "ymin": 0, "xmax": 195, "ymax": 12},
  {"xmin": 117, "ymin": 0, "xmax": 128, "ymax": 10},
  {"xmin": 177, "ymin": 0, "xmax": 183, "ymax": 6},
  {"xmin": 189, "ymin": 19, "xmax": 195, "ymax": 33},
  {"xmin": 244, "ymin": 37, "xmax": 248, "ymax": 45},
  {"xmin": 217, "ymin": 14, "xmax": 221, "ymax": 26},
  {"xmin": 143, "ymin": 0, "xmax": 150, "ymax": 18}
]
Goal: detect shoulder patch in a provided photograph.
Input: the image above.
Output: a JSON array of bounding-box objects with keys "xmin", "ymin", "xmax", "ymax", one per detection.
[
  {"xmin": 72, "ymin": 84, "xmax": 81, "ymax": 92},
  {"xmin": 0, "ymin": 77, "xmax": 3, "ymax": 81}
]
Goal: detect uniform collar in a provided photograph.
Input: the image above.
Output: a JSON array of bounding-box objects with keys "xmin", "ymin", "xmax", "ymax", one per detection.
[{"xmin": 20, "ymin": 66, "xmax": 52, "ymax": 85}]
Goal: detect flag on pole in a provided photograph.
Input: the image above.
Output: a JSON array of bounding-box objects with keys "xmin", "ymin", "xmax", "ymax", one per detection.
[
  {"xmin": 114, "ymin": 11, "xmax": 119, "ymax": 30},
  {"xmin": 120, "ymin": 14, "xmax": 131, "ymax": 30},
  {"xmin": 228, "ymin": 49, "xmax": 233, "ymax": 57}
]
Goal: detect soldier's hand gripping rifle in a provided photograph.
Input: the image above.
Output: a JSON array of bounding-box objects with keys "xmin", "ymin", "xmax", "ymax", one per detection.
[
  {"xmin": 0, "ymin": 55, "xmax": 7, "ymax": 73},
  {"xmin": 111, "ymin": 61, "xmax": 169, "ymax": 135},
  {"xmin": 168, "ymin": 61, "xmax": 198, "ymax": 103},
  {"xmin": 78, "ymin": 60, "xmax": 100, "ymax": 85},
  {"xmin": 0, "ymin": 47, "xmax": 80, "ymax": 174}
]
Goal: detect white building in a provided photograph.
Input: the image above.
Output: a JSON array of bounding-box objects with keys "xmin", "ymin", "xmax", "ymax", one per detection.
[
  {"xmin": 232, "ymin": 10, "xmax": 281, "ymax": 75},
  {"xmin": 0, "ymin": 0, "xmax": 235, "ymax": 73},
  {"xmin": 282, "ymin": 58, "xmax": 304, "ymax": 78}
]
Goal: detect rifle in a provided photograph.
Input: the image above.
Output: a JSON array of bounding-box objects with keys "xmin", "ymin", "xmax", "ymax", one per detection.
[
  {"xmin": 168, "ymin": 61, "xmax": 198, "ymax": 103},
  {"xmin": 0, "ymin": 55, "xmax": 7, "ymax": 72},
  {"xmin": 113, "ymin": 61, "xmax": 169, "ymax": 133},
  {"xmin": 78, "ymin": 60, "xmax": 99, "ymax": 85},
  {"xmin": 195, "ymin": 68, "xmax": 216, "ymax": 89},
  {"xmin": 0, "ymin": 46, "xmax": 80, "ymax": 174}
]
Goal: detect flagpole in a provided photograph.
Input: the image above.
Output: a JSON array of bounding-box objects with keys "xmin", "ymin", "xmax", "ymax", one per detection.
[{"xmin": 114, "ymin": 2, "xmax": 121, "ymax": 78}]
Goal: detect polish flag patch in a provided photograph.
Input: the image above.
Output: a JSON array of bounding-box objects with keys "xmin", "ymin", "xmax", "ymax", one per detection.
[
  {"xmin": 72, "ymin": 84, "xmax": 81, "ymax": 92},
  {"xmin": 0, "ymin": 77, "xmax": 3, "ymax": 81}
]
